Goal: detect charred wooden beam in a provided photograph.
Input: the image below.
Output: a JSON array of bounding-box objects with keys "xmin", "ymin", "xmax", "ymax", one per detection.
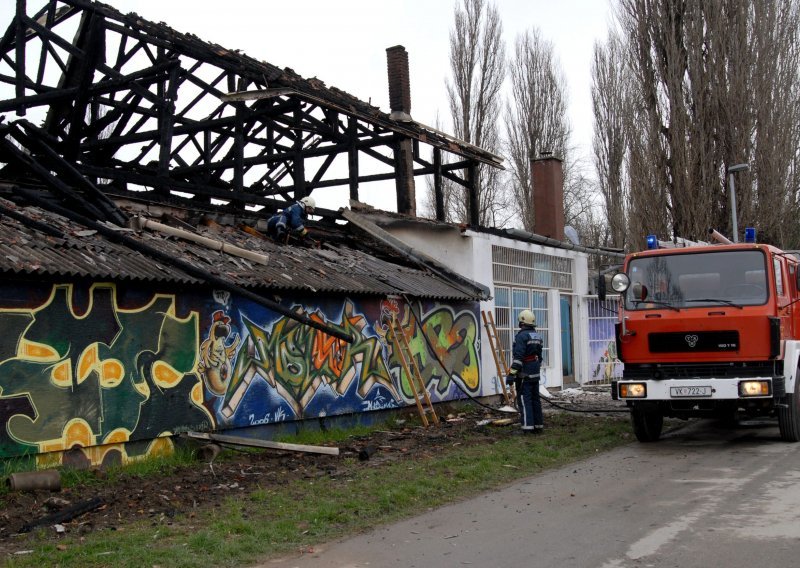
[
  {"xmin": 15, "ymin": 120, "xmax": 128, "ymax": 225},
  {"xmin": 157, "ymin": 64, "xmax": 179, "ymax": 178},
  {"xmin": 434, "ymin": 147, "xmax": 444, "ymax": 221},
  {"xmin": 63, "ymin": 11, "xmax": 105, "ymax": 158},
  {"xmin": 15, "ymin": 1, "xmax": 26, "ymax": 114},
  {"xmin": 467, "ymin": 162, "xmax": 478, "ymax": 227},
  {"xmin": 0, "ymin": 127, "xmax": 108, "ymax": 221},
  {"xmin": 348, "ymin": 116, "xmax": 359, "ymax": 201},
  {"xmin": 292, "ymin": 107, "xmax": 306, "ymax": 199}
]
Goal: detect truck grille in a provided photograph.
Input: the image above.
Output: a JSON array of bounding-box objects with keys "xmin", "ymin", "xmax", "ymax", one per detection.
[
  {"xmin": 623, "ymin": 361, "xmax": 781, "ymax": 381},
  {"xmin": 648, "ymin": 331, "xmax": 739, "ymax": 353}
]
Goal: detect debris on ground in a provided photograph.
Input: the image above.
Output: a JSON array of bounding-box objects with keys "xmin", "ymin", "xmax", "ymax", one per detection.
[{"xmin": 0, "ymin": 386, "xmax": 626, "ymax": 555}]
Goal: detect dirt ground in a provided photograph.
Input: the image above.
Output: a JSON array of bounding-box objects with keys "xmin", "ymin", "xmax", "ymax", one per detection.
[{"xmin": 0, "ymin": 387, "xmax": 628, "ymax": 557}]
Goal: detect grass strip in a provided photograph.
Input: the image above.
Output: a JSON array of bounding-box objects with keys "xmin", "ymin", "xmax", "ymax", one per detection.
[{"xmin": 4, "ymin": 413, "xmax": 631, "ymax": 567}]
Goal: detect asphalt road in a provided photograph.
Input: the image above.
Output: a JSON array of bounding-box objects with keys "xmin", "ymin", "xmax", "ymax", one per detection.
[{"xmin": 264, "ymin": 419, "xmax": 800, "ymax": 568}]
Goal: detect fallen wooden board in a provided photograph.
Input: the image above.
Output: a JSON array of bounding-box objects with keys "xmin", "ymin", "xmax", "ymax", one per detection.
[
  {"xmin": 19, "ymin": 497, "xmax": 104, "ymax": 533},
  {"xmin": 186, "ymin": 431, "xmax": 340, "ymax": 456},
  {"xmin": 491, "ymin": 418, "xmax": 516, "ymax": 426}
]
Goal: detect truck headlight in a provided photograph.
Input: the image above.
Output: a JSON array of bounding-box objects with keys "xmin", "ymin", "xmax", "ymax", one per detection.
[
  {"xmin": 619, "ymin": 383, "xmax": 647, "ymax": 398},
  {"xmin": 738, "ymin": 381, "xmax": 770, "ymax": 397},
  {"xmin": 611, "ymin": 273, "xmax": 631, "ymax": 293}
]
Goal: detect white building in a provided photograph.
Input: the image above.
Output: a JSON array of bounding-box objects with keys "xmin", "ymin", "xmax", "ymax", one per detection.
[{"xmin": 354, "ymin": 157, "xmax": 625, "ymax": 396}]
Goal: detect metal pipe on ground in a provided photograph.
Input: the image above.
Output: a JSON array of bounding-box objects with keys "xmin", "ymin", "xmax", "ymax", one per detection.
[{"xmin": 7, "ymin": 469, "xmax": 61, "ymax": 492}]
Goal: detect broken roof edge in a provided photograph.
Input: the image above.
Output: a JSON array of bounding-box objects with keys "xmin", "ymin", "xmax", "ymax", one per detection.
[
  {"xmin": 220, "ymin": 89, "xmax": 504, "ymax": 169},
  {"xmin": 341, "ymin": 208, "xmax": 491, "ymax": 301},
  {"xmin": 63, "ymin": 0, "xmax": 501, "ymax": 169},
  {"xmin": 357, "ymin": 209, "xmax": 627, "ymax": 259},
  {"xmin": 487, "ymin": 228, "xmax": 626, "ymax": 259}
]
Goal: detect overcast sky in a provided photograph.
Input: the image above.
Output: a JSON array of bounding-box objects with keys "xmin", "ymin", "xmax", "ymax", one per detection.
[{"xmin": 1, "ymin": 0, "xmax": 614, "ymax": 212}]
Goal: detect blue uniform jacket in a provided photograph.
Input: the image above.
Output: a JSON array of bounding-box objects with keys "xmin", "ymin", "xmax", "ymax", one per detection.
[
  {"xmin": 268, "ymin": 201, "xmax": 308, "ymax": 236},
  {"xmin": 511, "ymin": 327, "xmax": 543, "ymax": 378}
]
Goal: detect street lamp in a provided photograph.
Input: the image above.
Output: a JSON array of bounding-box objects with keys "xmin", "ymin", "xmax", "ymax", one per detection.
[{"xmin": 727, "ymin": 163, "xmax": 749, "ymax": 243}]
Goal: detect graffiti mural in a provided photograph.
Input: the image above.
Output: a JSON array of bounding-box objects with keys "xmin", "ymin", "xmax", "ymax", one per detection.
[
  {"xmin": 198, "ymin": 310, "xmax": 240, "ymax": 396},
  {"xmin": 379, "ymin": 301, "xmax": 480, "ymax": 401},
  {"xmin": 0, "ymin": 283, "xmax": 212, "ymax": 465},
  {"xmin": 587, "ymin": 297, "xmax": 623, "ymax": 383},
  {"xmin": 0, "ymin": 281, "xmax": 481, "ymax": 464},
  {"xmin": 208, "ymin": 298, "xmax": 482, "ymax": 427},
  {"xmin": 215, "ymin": 300, "xmax": 398, "ymax": 423}
]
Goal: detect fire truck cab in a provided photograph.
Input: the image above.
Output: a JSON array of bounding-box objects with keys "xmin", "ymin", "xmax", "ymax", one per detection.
[{"xmin": 600, "ymin": 237, "xmax": 800, "ymax": 442}]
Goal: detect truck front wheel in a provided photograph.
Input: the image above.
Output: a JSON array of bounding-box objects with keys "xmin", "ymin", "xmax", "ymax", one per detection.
[
  {"xmin": 778, "ymin": 375, "xmax": 800, "ymax": 442},
  {"xmin": 631, "ymin": 405, "xmax": 663, "ymax": 442}
]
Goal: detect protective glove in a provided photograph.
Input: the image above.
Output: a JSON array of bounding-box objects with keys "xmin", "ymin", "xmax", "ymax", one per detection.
[{"xmin": 505, "ymin": 370, "xmax": 517, "ymax": 386}]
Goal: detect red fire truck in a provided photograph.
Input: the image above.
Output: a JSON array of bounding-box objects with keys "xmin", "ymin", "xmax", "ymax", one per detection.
[{"xmin": 600, "ymin": 233, "xmax": 800, "ymax": 442}]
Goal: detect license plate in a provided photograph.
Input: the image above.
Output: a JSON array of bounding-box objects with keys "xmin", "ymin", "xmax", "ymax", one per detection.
[{"xmin": 670, "ymin": 386, "xmax": 712, "ymax": 397}]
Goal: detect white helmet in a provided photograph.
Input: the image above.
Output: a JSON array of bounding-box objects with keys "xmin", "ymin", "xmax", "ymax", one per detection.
[
  {"xmin": 300, "ymin": 196, "xmax": 316, "ymax": 211},
  {"xmin": 518, "ymin": 309, "xmax": 536, "ymax": 326}
]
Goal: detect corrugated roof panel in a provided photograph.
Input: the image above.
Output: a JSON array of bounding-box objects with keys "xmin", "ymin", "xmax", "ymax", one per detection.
[{"xmin": 0, "ymin": 201, "xmax": 479, "ymax": 301}]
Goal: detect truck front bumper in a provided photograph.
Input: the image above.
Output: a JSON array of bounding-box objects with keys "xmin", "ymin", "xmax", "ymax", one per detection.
[{"xmin": 612, "ymin": 377, "xmax": 774, "ymax": 401}]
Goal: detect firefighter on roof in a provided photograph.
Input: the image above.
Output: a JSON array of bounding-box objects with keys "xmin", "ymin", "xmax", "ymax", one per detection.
[{"xmin": 267, "ymin": 196, "xmax": 315, "ymax": 242}]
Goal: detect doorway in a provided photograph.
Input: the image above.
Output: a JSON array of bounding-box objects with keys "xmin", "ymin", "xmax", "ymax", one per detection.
[{"xmin": 560, "ymin": 295, "xmax": 574, "ymax": 383}]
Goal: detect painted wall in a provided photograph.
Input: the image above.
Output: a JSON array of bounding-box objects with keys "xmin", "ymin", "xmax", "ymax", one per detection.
[
  {"xmin": 0, "ymin": 281, "xmax": 479, "ymax": 467},
  {"xmin": 384, "ymin": 225, "xmax": 593, "ymax": 387}
]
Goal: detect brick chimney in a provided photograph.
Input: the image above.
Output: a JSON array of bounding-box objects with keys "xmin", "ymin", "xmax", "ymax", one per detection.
[
  {"xmin": 386, "ymin": 45, "xmax": 415, "ymax": 216},
  {"xmin": 531, "ymin": 154, "xmax": 565, "ymax": 240},
  {"xmin": 386, "ymin": 45, "xmax": 412, "ymax": 121}
]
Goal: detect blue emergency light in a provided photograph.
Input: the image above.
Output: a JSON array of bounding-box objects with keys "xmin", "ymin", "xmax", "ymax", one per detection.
[
  {"xmin": 744, "ymin": 227, "xmax": 756, "ymax": 243},
  {"xmin": 646, "ymin": 234, "xmax": 658, "ymax": 249}
]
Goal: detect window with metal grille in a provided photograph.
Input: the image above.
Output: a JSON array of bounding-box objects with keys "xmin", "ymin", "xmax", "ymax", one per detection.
[
  {"xmin": 492, "ymin": 245, "xmax": 573, "ymax": 290},
  {"xmin": 491, "ymin": 245, "xmax": 572, "ymax": 370},
  {"xmin": 494, "ymin": 286, "xmax": 550, "ymax": 367}
]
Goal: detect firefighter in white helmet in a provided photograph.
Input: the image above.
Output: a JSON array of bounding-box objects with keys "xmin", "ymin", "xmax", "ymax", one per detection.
[
  {"xmin": 267, "ymin": 195, "xmax": 316, "ymax": 243},
  {"xmin": 506, "ymin": 309, "xmax": 544, "ymax": 433}
]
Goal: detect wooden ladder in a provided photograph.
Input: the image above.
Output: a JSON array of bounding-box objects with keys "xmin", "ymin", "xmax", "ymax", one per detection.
[
  {"xmin": 481, "ymin": 310, "xmax": 514, "ymax": 405},
  {"xmin": 388, "ymin": 314, "xmax": 439, "ymax": 427}
]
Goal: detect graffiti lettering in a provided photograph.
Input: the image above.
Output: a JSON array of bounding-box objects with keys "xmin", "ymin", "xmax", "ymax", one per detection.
[
  {"xmin": 222, "ymin": 301, "xmax": 397, "ymax": 419},
  {"xmin": 385, "ymin": 306, "xmax": 480, "ymax": 401}
]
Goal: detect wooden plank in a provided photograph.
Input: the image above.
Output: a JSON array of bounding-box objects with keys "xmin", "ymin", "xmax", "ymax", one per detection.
[{"xmin": 186, "ymin": 431, "xmax": 340, "ymax": 456}]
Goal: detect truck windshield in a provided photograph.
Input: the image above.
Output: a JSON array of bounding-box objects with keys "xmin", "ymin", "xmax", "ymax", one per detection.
[{"xmin": 625, "ymin": 250, "xmax": 768, "ymax": 310}]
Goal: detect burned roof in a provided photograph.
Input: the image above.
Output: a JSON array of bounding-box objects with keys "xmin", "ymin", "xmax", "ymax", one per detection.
[
  {"xmin": 0, "ymin": 196, "xmax": 485, "ymax": 301},
  {"xmin": 0, "ymin": 0, "xmax": 501, "ymax": 226}
]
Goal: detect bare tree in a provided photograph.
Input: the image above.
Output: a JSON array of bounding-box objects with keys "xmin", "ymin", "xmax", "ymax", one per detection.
[
  {"xmin": 428, "ymin": 0, "xmax": 508, "ymax": 226},
  {"xmin": 748, "ymin": 1, "xmax": 800, "ymax": 246},
  {"xmin": 613, "ymin": 0, "xmax": 800, "ymax": 248},
  {"xmin": 591, "ymin": 32, "xmax": 629, "ymax": 250},
  {"xmin": 504, "ymin": 29, "xmax": 571, "ymax": 233}
]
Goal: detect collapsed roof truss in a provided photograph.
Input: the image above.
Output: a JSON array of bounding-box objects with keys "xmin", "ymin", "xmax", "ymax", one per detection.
[{"xmin": 0, "ymin": 0, "xmax": 501, "ymax": 222}]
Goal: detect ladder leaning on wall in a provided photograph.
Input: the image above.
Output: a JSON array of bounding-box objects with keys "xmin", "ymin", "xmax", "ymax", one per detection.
[
  {"xmin": 481, "ymin": 310, "xmax": 514, "ymax": 406},
  {"xmin": 387, "ymin": 313, "xmax": 439, "ymax": 427}
]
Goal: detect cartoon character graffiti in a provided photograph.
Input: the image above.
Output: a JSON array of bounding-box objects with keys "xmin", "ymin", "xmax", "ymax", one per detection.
[
  {"xmin": 592, "ymin": 340, "xmax": 620, "ymax": 382},
  {"xmin": 198, "ymin": 310, "xmax": 240, "ymax": 396}
]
